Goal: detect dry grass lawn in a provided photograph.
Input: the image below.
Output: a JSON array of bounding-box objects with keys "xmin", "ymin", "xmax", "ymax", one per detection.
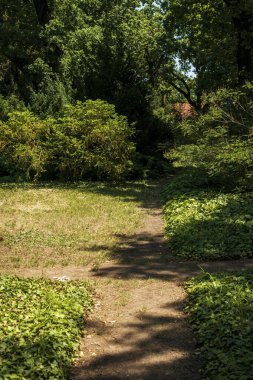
[{"xmin": 0, "ymin": 181, "xmax": 154, "ymax": 270}]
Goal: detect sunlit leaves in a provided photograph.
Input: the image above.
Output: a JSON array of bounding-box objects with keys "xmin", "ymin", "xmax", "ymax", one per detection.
[
  {"xmin": 163, "ymin": 174, "xmax": 253, "ymax": 260},
  {"xmin": 0, "ymin": 276, "xmax": 92, "ymax": 379},
  {"xmin": 186, "ymin": 272, "xmax": 253, "ymax": 379}
]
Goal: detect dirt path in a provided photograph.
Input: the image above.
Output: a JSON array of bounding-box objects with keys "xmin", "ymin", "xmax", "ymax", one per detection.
[
  {"xmin": 67, "ymin": 191, "xmax": 252, "ymax": 380},
  {"xmin": 9, "ymin": 182, "xmax": 253, "ymax": 380},
  {"xmin": 69, "ymin": 202, "xmax": 201, "ymax": 380}
]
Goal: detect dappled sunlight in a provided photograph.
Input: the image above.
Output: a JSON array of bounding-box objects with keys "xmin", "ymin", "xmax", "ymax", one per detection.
[
  {"xmin": 164, "ymin": 187, "xmax": 253, "ymax": 260},
  {"xmin": 71, "ymin": 297, "xmax": 201, "ymax": 380}
]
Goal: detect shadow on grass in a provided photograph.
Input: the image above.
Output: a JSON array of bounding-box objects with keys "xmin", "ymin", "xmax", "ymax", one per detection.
[
  {"xmin": 77, "ymin": 230, "xmax": 253, "ymax": 281},
  {"xmin": 0, "ymin": 179, "xmax": 167, "ymax": 210},
  {"xmin": 71, "ymin": 299, "xmax": 201, "ymax": 380},
  {"xmin": 2, "ymin": 178, "xmax": 253, "ymax": 276}
]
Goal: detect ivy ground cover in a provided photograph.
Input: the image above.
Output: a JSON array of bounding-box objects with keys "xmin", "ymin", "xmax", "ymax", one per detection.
[
  {"xmin": 163, "ymin": 175, "xmax": 253, "ymax": 260},
  {"xmin": 0, "ymin": 276, "xmax": 92, "ymax": 379},
  {"xmin": 185, "ymin": 272, "xmax": 253, "ymax": 379}
]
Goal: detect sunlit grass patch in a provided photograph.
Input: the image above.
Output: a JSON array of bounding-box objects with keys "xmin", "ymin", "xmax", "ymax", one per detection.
[{"xmin": 0, "ymin": 181, "xmax": 154, "ymax": 269}]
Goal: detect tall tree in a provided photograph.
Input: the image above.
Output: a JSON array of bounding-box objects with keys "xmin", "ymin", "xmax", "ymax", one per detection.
[{"xmin": 158, "ymin": 0, "xmax": 253, "ymax": 111}]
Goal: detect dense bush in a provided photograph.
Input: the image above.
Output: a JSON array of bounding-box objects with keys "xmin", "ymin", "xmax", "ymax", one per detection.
[
  {"xmin": 0, "ymin": 276, "xmax": 92, "ymax": 379},
  {"xmin": 166, "ymin": 85, "xmax": 253, "ymax": 191},
  {"xmin": 0, "ymin": 111, "xmax": 48, "ymax": 180},
  {"xmin": 186, "ymin": 272, "xmax": 253, "ymax": 379},
  {"xmin": 169, "ymin": 137, "xmax": 253, "ymax": 190},
  {"xmin": 0, "ymin": 100, "xmax": 135, "ymax": 181},
  {"xmin": 163, "ymin": 174, "xmax": 253, "ymax": 260},
  {"xmin": 47, "ymin": 100, "xmax": 135, "ymax": 180}
]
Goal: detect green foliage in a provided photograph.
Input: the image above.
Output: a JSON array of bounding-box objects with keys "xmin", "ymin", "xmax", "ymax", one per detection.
[
  {"xmin": 185, "ymin": 272, "xmax": 253, "ymax": 379},
  {"xmin": 0, "ymin": 96, "xmax": 26, "ymax": 121},
  {"xmin": 47, "ymin": 99, "xmax": 135, "ymax": 180},
  {"xmin": 163, "ymin": 0, "xmax": 237, "ymax": 91},
  {"xmin": 0, "ymin": 0, "xmax": 252, "ymax": 175},
  {"xmin": 0, "ymin": 101, "xmax": 134, "ymax": 181},
  {"xmin": 160, "ymin": 0, "xmax": 253, "ymax": 109},
  {"xmin": 163, "ymin": 174, "xmax": 253, "ymax": 260},
  {"xmin": 163, "ymin": 86, "xmax": 253, "ymax": 260},
  {"xmin": 0, "ymin": 111, "xmax": 48, "ymax": 180},
  {"xmin": 28, "ymin": 59, "xmax": 70, "ymax": 118},
  {"xmin": 0, "ymin": 276, "xmax": 92, "ymax": 379},
  {"xmin": 0, "ymin": 0, "xmax": 173, "ymax": 164},
  {"xmin": 166, "ymin": 85, "xmax": 253, "ymax": 190}
]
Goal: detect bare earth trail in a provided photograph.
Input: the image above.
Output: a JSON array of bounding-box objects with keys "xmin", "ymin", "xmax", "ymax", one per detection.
[{"xmin": 12, "ymin": 181, "xmax": 253, "ymax": 380}]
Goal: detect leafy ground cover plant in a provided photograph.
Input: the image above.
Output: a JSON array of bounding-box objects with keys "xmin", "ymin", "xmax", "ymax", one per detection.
[
  {"xmin": 163, "ymin": 174, "xmax": 253, "ymax": 260},
  {"xmin": 185, "ymin": 272, "xmax": 253, "ymax": 379},
  {"xmin": 0, "ymin": 276, "xmax": 92, "ymax": 379}
]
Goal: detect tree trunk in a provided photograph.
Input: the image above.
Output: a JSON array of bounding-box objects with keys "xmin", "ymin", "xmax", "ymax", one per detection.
[
  {"xmin": 223, "ymin": 1, "xmax": 253, "ymax": 81},
  {"xmin": 32, "ymin": 0, "xmax": 51, "ymax": 25},
  {"xmin": 234, "ymin": 12, "xmax": 253, "ymax": 81}
]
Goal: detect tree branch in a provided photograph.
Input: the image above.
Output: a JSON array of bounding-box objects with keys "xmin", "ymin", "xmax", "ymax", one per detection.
[{"xmin": 167, "ymin": 72, "xmax": 203, "ymax": 112}]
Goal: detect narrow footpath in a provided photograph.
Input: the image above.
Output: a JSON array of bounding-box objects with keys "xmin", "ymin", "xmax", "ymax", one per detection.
[{"xmin": 71, "ymin": 200, "xmax": 202, "ymax": 380}]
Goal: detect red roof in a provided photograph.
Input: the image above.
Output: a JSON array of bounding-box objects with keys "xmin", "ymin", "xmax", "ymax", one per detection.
[{"xmin": 173, "ymin": 103, "xmax": 195, "ymax": 118}]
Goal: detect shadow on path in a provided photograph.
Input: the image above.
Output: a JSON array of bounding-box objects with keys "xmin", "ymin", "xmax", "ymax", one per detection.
[
  {"xmin": 81, "ymin": 229, "xmax": 253, "ymax": 282},
  {"xmin": 71, "ymin": 296, "xmax": 201, "ymax": 380}
]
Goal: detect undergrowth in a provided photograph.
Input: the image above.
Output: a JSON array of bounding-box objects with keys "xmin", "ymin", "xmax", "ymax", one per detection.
[
  {"xmin": 185, "ymin": 272, "xmax": 253, "ymax": 379},
  {"xmin": 163, "ymin": 173, "xmax": 253, "ymax": 260},
  {"xmin": 0, "ymin": 276, "xmax": 92, "ymax": 379}
]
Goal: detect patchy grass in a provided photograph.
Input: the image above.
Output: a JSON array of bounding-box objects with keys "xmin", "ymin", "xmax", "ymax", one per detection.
[
  {"xmin": 185, "ymin": 272, "xmax": 253, "ymax": 379},
  {"xmin": 0, "ymin": 276, "xmax": 92, "ymax": 379},
  {"xmin": 163, "ymin": 175, "xmax": 253, "ymax": 260},
  {"xmin": 0, "ymin": 181, "xmax": 154, "ymax": 269}
]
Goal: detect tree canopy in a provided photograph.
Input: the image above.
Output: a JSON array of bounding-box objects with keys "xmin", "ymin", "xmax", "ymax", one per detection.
[{"xmin": 0, "ymin": 0, "xmax": 252, "ymax": 180}]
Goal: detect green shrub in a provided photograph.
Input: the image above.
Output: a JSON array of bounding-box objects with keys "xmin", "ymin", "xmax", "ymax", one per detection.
[
  {"xmin": 186, "ymin": 272, "xmax": 253, "ymax": 379},
  {"xmin": 166, "ymin": 84, "xmax": 253, "ymax": 191},
  {"xmin": 47, "ymin": 99, "xmax": 135, "ymax": 180},
  {"xmin": 163, "ymin": 175, "xmax": 253, "ymax": 260},
  {"xmin": 168, "ymin": 133, "xmax": 253, "ymax": 191},
  {"xmin": 0, "ymin": 276, "xmax": 92, "ymax": 379},
  {"xmin": 0, "ymin": 99, "xmax": 135, "ymax": 181},
  {"xmin": 0, "ymin": 111, "xmax": 48, "ymax": 180},
  {"xmin": 163, "ymin": 85, "xmax": 253, "ymax": 259}
]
